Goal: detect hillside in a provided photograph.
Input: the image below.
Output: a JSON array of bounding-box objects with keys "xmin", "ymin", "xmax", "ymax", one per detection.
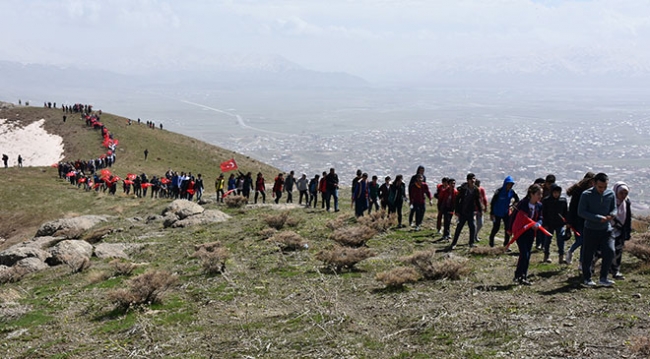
[
  {"xmin": 2, "ymin": 102, "xmax": 650, "ymax": 358},
  {"xmin": 0, "ymin": 103, "xmax": 279, "ymax": 244}
]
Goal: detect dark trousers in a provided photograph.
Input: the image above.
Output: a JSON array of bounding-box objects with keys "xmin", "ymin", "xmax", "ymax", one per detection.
[
  {"xmin": 255, "ymin": 190, "xmax": 266, "ymax": 203},
  {"xmin": 286, "ymin": 191, "xmax": 293, "ymax": 203},
  {"xmin": 368, "ymin": 197, "xmax": 379, "ymax": 214},
  {"xmin": 582, "ymin": 228, "xmax": 614, "ymax": 282},
  {"xmin": 299, "ymin": 190, "xmax": 308, "ymax": 204},
  {"xmin": 412, "ymin": 203, "xmax": 425, "ymax": 226},
  {"xmin": 436, "ymin": 208, "xmax": 443, "ymax": 231},
  {"xmin": 442, "ymin": 211, "xmax": 453, "ymax": 237},
  {"xmin": 274, "ymin": 191, "xmax": 282, "ymax": 204},
  {"xmin": 515, "ymin": 232, "xmax": 534, "ymax": 279},
  {"xmin": 451, "ymin": 213, "xmax": 476, "ymax": 247},
  {"xmin": 389, "ymin": 200, "xmax": 403, "ymax": 225},
  {"xmin": 489, "ymin": 215, "xmax": 510, "ymax": 247},
  {"xmin": 610, "ymin": 234, "xmax": 625, "ymax": 275},
  {"xmin": 309, "ymin": 191, "xmax": 318, "ymax": 208}
]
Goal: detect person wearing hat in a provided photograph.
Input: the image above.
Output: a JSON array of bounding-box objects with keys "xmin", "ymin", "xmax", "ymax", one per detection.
[{"xmin": 449, "ymin": 173, "xmax": 484, "ymax": 250}]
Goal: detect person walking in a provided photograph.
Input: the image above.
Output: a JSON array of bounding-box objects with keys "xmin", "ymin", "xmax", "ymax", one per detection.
[
  {"xmin": 578, "ymin": 172, "xmax": 617, "ymax": 287},
  {"xmin": 388, "ymin": 175, "xmax": 407, "ymax": 228},
  {"xmin": 449, "ymin": 173, "xmax": 483, "ymax": 250},
  {"xmin": 512, "ymin": 184, "xmax": 544, "ymax": 285},
  {"xmin": 488, "ymin": 176, "xmax": 519, "ymax": 248},
  {"xmin": 609, "ymin": 181, "xmax": 631, "ymax": 280},
  {"xmin": 408, "ymin": 174, "xmax": 433, "ymax": 231}
]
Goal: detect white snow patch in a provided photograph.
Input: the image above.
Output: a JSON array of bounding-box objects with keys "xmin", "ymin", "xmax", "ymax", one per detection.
[{"xmin": 0, "ymin": 119, "xmax": 65, "ymax": 167}]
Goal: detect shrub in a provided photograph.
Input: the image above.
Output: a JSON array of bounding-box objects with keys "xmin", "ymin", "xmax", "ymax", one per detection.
[
  {"xmin": 630, "ymin": 336, "xmax": 650, "ymax": 356},
  {"xmin": 193, "ymin": 242, "xmax": 230, "ymax": 274},
  {"xmin": 285, "ymin": 216, "xmax": 301, "ymax": 228},
  {"xmin": 110, "ymin": 259, "xmax": 137, "ymax": 276},
  {"xmin": 625, "ymin": 234, "xmax": 650, "ymax": 262},
  {"xmin": 326, "ymin": 214, "xmax": 355, "ymax": 231},
  {"xmin": 469, "ymin": 246, "xmax": 507, "ymax": 256},
  {"xmin": 267, "ymin": 231, "xmax": 308, "ymax": 251},
  {"xmin": 258, "ymin": 227, "xmax": 278, "ymax": 240},
  {"xmin": 402, "ymin": 250, "xmax": 470, "ymax": 280},
  {"xmin": 357, "ymin": 210, "xmax": 395, "ymax": 233},
  {"xmin": 107, "ymin": 270, "xmax": 178, "ymax": 309},
  {"xmin": 376, "ymin": 266, "xmax": 420, "ymax": 288},
  {"xmin": 330, "ymin": 225, "xmax": 377, "ymax": 247},
  {"xmin": 225, "ymin": 195, "xmax": 248, "ymax": 208},
  {"xmin": 315, "ymin": 246, "xmax": 376, "ymax": 272},
  {"xmin": 87, "ymin": 270, "xmax": 111, "ymax": 284},
  {"xmin": 264, "ymin": 211, "xmax": 289, "ymax": 230}
]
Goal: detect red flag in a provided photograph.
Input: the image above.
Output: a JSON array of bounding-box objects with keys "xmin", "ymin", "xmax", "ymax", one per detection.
[
  {"xmin": 127, "ymin": 173, "xmax": 137, "ymax": 180},
  {"xmin": 222, "ymin": 189, "xmax": 236, "ymax": 198},
  {"xmin": 123, "ymin": 180, "xmax": 134, "ymax": 185},
  {"xmin": 141, "ymin": 183, "xmax": 153, "ymax": 188},
  {"xmin": 220, "ymin": 158, "xmax": 238, "ymax": 172},
  {"xmin": 51, "ymin": 163, "xmax": 59, "ymax": 168},
  {"xmin": 66, "ymin": 171, "xmax": 76, "ymax": 177},
  {"xmin": 160, "ymin": 178, "xmax": 171, "ymax": 184},
  {"xmin": 78, "ymin": 177, "xmax": 87, "ymax": 183}
]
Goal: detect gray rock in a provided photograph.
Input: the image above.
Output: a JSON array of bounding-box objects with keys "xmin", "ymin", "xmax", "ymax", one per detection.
[
  {"xmin": 0, "ymin": 246, "xmax": 51, "ymax": 266},
  {"xmin": 46, "ymin": 240, "xmax": 93, "ymax": 266},
  {"xmin": 94, "ymin": 243, "xmax": 128, "ymax": 259},
  {"xmin": 171, "ymin": 209, "xmax": 231, "ymax": 228},
  {"xmin": 146, "ymin": 215, "xmax": 164, "ymax": 224},
  {"xmin": 17, "ymin": 236, "xmax": 64, "ymax": 250},
  {"xmin": 198, "ymin": 198, "xmax": 214, "ymax": 205},
  {"xmin": 14, "ymin": 257, "xmax": 49, "ymax": 273},
  {"xmin": 162, "ymin": 199, "xmax": 204, "ymax": 219},
  {"xmin": 162, "ymin": 213, "xmax": 179, "ymax": 228},
  {"xmin": 36, "ymin": 215, "xmax": 109, "ymax": 237}
]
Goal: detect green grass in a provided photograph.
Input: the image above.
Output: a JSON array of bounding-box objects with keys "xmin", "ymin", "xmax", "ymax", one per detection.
[{"xmin": 2, "ymin": 105, "xmax": 650, "ymax": 357}]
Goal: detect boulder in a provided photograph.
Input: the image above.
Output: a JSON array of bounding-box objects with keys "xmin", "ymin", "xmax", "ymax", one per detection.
[
  {"xmin": 94, "ymin": 243, "xmax": 128, "ymax": 259},
  {"xmin": 162, "ymin": 214, "xmax": 180, "ymax": 228},
  {"xmin": 36, "ymin": 215, "xmax": 109, "ymax": 238},
  {"xmin": 0, "ymin": 246, "xmax": 51, "ymax": 266},
  {"xmin": 163, "ymin": 200, "xmax": 204, "ymax": 220},
  {"xmin": 46, "ymin": 240, "xmax": 93, "ymax": 266},
  {"xmin": 14, "ymin": 257, "xmax": 49, "ymax": 273},
  {"xmin": 171, "ymin": 210, "xmax": 231, "ymax": 228},
  {"xmin": 16, "ymin": 236, "xmax": 64, "ymax": 250}
]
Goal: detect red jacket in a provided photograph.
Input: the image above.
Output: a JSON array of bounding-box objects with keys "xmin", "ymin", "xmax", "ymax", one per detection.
[{"xmin": 438, "ymin": 186, "xmax": 457, "ymax": 212}]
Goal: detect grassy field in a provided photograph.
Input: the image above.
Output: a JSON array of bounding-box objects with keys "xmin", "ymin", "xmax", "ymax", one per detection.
[{"xmin": 2, "ymin": 104, "xmax": 650, "ymax": 358}]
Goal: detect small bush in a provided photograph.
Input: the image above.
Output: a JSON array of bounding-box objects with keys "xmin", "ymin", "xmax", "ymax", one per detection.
[
  {"xmin": 376, "ymin": 266, "xmax": 420, "ymax": 288},
  {"xmin": 357, "ymin": 210, "xmax": 395, "ymax": 233},
  {"xmin": 469, "ymin": 246, "xmax": 507, "ymax": 256},
  {"xmin": 264, "ymin": 211, "xmax": 289, "ymax": 230},
  {"xmin": 631, "ymin": 218, "xmax": 649, "ymax": 233},
  {"xmin": 225, "ymin": 195, "xmax": 248, "ymax": 208},
  {"xmin": 315, "ymin": 246, "xmax": 376, "ymax": 272},
  {"xmin": 258, "ymin": 227, "xmax": 278, "ymax": 240},
  {"xmin": 267, "ymin": 231, "xmax": 308, "ymax": 251},
  {"xmin": 630, "ymin": 336, "xmax": 650, "ymax": 356},
  {"xmin": 326, "ymin": 214, "xmax": 355, "ymax": 231},
  {"xmin": 107, "ymin": 270, "xmax": 178, "ymax": 309},
  {"xmin": 625, "ymin": 235, "xmax": 650, "ymax": 262},
  {"xmin": 87, "ymin": 270, "xmax": 111, "ymax": 284},
  {"xmin": 0, "ymin": 266, "xmax": 29, "ymax": 284},
  {"xmin": 110, "ymin": 259, "xmax": 137, "ymax": 276},
  {"xmin": 402, "ymin": 250, "xmax": 470, "ymax": 280},
  {"xmin": 193, "ymin": 242, "xmax": 230, "ymax": 274},
  {"xmin": 330, "ymin": 225, "xmax": 377, "ymax": 247},
  {"xmin": 285, "ymin": 216, "xmax": 301, "ymax": 228}
]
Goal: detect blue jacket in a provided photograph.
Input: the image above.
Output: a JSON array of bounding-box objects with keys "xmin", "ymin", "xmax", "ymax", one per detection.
[
  {"xmin": 490, "ymin": 176, "xmax": 518, "ymax": 218},
  {"xmin": 578, "ymin": 187, "xmax": 616, "ymax": 231}
]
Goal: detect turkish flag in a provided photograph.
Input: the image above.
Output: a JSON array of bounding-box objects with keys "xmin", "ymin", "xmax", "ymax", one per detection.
[{"xmin": 220, "ymin": 158, "xmax": 238, "ymax": 172}]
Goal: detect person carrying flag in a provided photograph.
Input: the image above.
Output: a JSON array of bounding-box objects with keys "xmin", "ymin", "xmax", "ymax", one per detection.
[{"xmin": 512, "ymin": 184, "xmax": 544, "ymax": 285}]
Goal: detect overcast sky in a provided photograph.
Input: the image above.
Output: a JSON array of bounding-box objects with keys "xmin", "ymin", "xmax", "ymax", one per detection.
[{"xmin": 1, "ymin": 0, "xmax": 650, "ymax": 82}]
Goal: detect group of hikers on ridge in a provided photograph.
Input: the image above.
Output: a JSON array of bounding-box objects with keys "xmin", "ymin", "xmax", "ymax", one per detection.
[
  {"xmin": 256, "ymin": 166, "xmax": 632, "ymax": 288},
  {"xmin": 49, "ymin": 102, "xmax": 632, "ymax": 289}
]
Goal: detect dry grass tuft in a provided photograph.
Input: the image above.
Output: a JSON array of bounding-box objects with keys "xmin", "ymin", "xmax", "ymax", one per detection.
[
  {"xmin": 631, "ymin": 218, "xmax": 649, "ymax": 233},
  {"xmin": 82, "ymin": 227, "xmax": 113, "ymax": 244},
  {"xmin": 625, "ymin": 234, "xmax": 650, "ymax": 262},
  {"xmin": 357, "ymin": 210, "xmax": 395, "ymax": 233},
  {"xmin": 469, "ymin": 246, "xmax": 507, "ymax": 256},
  {"xmin": 285, "ymin": 216, "xmax": 302, "ymax": 228},
  {"xmin": 264, "ymin": 211, "xmax": 290, "ymax": 230},
  {"xmin": 325, "ymin": 213, "xmax": 355, "ymax": 231},
  {"xmin": 224, "ymin": 195, "xmax": 248, "ymax": 208},
  {"xmin": 315, "ymin": 246, "xmax": 376, "ymax": 272},
  {"xmin": 0, "ymin": 266, "xmax": 29, "ymax": 284},
  {"xmin": 258, "ymin": 227, "xmax": 278, "ymax": 240},
  {"xmin": 376, "ymin": 266, "xmax": 420, "ymax": 288},
  {"xmin": 87, "ymin": 270, "xmax": 111, "ymax": 284},
  {"xmin": 110, "ymin": 259, "xmax": 137, "ymax": 276},
  {"xmin": 330, "ymin": 225, "xmax": 377, "ymax": 247},
  {"xmin": 630, "ymin": 336, "xmax": 650, "ymax": 356},
  {"xmin": 107, "ymin": 270, "xmax": 178, "ymax": 309},
  {"xmin": 402, "ymin": 250, "xmax": 470, "ymax": 280},
  {"xmin": 192, "ymin": 242, "xmax": 230, "ymax": 274},
  {"xmin": 267, "ymin": 231, "xmax": 308, "ymax": 251}
]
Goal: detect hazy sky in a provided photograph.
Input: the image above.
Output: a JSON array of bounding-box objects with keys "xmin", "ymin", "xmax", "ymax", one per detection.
[{"xmin": 2, "ymin": 0, "xmax": 650, "ymax": 82}]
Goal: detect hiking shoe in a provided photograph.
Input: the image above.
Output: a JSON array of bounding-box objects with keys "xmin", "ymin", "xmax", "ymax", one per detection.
[
  {"xmin": 613, "ymin": 272, "xmax": 625, "ymax": 280},
  {"xmin": 437, "ymin": 229, "xmax": 442, "ymax": 235},
  {"xmin": 414, "ymin": 226, "xmax": 421, "ymax": 232},
  {"xmin": 447, "ymin": 245, "xmax": 456, "ymax": 251},
  {"xmin": 543, "ymin": 254, "xmax": 552, "ymax": 263},
  {"xmin": 599, "ymin": 278, "xmax": 615, "ymax": 287},
  {"xmin": 475, "ymin": 237, "xmax": 481, "ymax": 242},
  {"xmin": 559, "ymin": 256, "xmax": 567, "ymax": 265},
  {"xmin": 469, "ymin": 243, "xmax": 476, "ymax": 248},
  {"xmin": 565, "ymin": 251, "xmax": 573, "ymax": 265},
  {"xmin": 519, "ymin": 278, "xmax": 532, "ymax": 286},
  {"xmin": 583, "ymin": 280, "xmax": 596, "ymax": 287}
]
